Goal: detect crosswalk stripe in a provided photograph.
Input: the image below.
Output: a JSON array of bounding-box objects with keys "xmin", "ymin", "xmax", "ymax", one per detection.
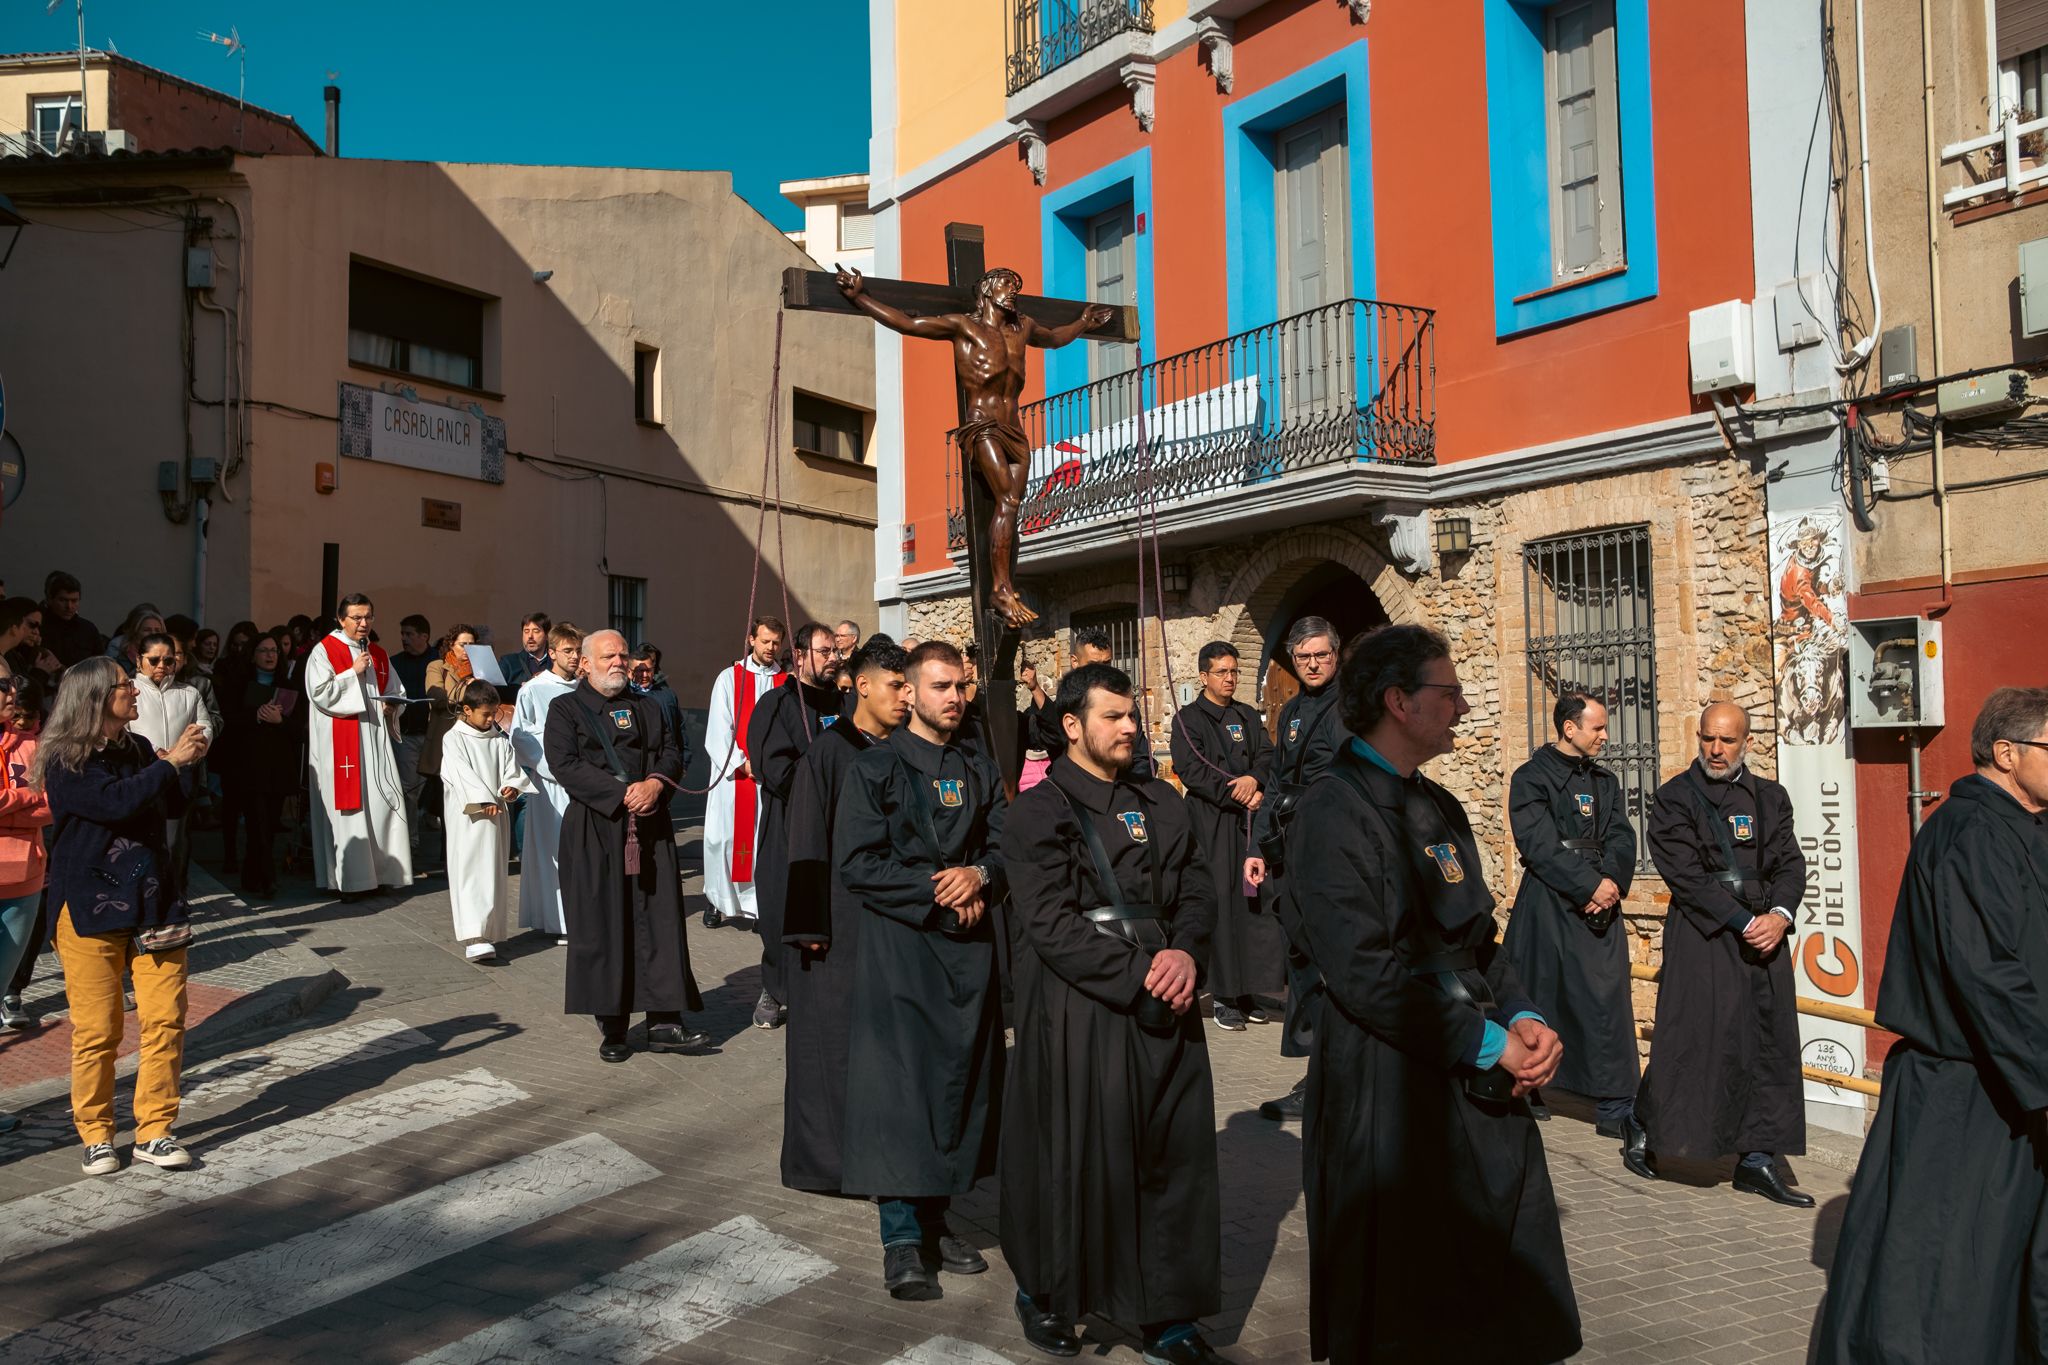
[
  {"xmin": 0, "ymin": 1066, "xmax": 525, "ymax": 1265},
  {"xmin": 410, "ymin": 1213, "xmax": 835, "ymax": 1364},
  {"xmin": 0, "ymin": 1132, "xmax": 658, "ymax": 1365},
  {"xmin": 0, "ymin": 1016, "xmax": 433, "ymax": 1160},
  {"xmin": 885, "ymin": 1336, "xmax": 1026, "ymax": 1365}
]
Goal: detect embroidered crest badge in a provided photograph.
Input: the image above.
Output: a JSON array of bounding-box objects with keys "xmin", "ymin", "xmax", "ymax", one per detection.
[
  {"xmin": 1575, "ymin": 792, "xmax": 1595, "ymax": 818},
  {"xmin": 1225, "ymin": 722, "xmax": 1245, "ymax": 743},
  {"xmin": 1288, "ymin": 717, "xmax": 1303, "ymax": 743},
  {"xmin": 1730, "ymin": 814, "xmax": 1755, "ymax": 842},
  {"xmin": 609, "ymin": 709, "xmax": 633, "ymax": 730},
  {"xmin": 1425, "ymin": 842, "xmax": 1466, "ymax": 884},
  {"xmin": 1118, "ymin": 810, "xmax": 1150, "ymax": 843},
  {"xmin": 934, "ymin": 778, "xmax": 964, "ymax": 808},
  {"xmin": 820, "ymin": 714, "xmax": 837, "ymax": 727}
]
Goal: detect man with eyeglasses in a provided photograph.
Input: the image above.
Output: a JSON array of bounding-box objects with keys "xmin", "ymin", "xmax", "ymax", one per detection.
[
  {"xmin": 304, "ymin": 594, "xmax": 414, "ymax": 897},
  {"xmin": 744, "ymin": 622, "xmax": 845, "ymax": 1030},
  {"xmin": 1171, "ymin": 640, "xmax": 1283, "ymax": 1033},
  {"xmin": 1245, "ymin": 616, "xmax": 1346, "ymax": 1120},
  {"xmin": 1630, "ymin": 702, "xmax": 1812, "ymax": 1207},
  {"xmin": 1816, "ymin": 686, "xmax": 2048, "ymax": 1365},
  {"xmin": 129, "ymin": 632, "xmax": 215, "ymax": 886}
]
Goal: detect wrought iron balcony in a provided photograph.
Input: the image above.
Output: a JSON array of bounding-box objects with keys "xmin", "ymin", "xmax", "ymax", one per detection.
[
  {"xmin": 945, "ymin": 296, "xmax": 1436, "ymax": 554},
  {"xmin": 1007, "ymin": 0, "xmax": 1155, "ymax": 96}
]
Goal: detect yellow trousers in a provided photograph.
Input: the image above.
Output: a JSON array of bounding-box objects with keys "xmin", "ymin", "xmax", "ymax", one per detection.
[{"xmin": 56, "ymin": 907, "xmax": 189, "ymax": 1145}]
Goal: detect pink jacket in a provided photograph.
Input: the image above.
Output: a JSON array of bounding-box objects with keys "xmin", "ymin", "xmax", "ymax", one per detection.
[{"xmin": 0, "ymin": 729, "xmax": 50, "ymax": 898}]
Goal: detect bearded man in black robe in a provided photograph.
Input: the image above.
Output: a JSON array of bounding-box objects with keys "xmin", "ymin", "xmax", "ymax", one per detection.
[
  {"xmin": 1290, "ymin": 624, "xmax": 1577, "ymax": 1365},
  {"xmin": 1630, "ymin": 702, "xmax": 1811, "ymax": 1206},
  {"xmin": 1170, "ymin": 640, "xmax": 1281, "ymax": 1032},
  {"xmin": 1245, "ymin": 615, "xmax": 1346, "ymax": 1121},
  {"xmin": 745, "ymin": 620, "xmax": 846, "ymax": 1031},
  {"xmin": 779, "ymin": 641, "xmax": 910, "ymax": 1195},
  {"xmin": 835, "ymin": 640, "xmax": 1006, "ymax": 1301},
  {"xmin": 1501, "ymin": 692, "xmax": 1638, "ymax": 1128},
  {"xmin": 1002, "ymin": 662, "xmax": 1224, "ymax": 1365},
  {"xmin": 1816, "ymin": 686, "xmax": 2048, "ymax": 1365},
  {"xmin": 543, "ymin": 629, "xmax": 706, "ymax": 1063}
]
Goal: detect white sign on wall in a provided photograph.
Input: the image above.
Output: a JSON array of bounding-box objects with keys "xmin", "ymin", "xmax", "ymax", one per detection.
[
  {"xmin": 338, "ymin": 382, "xmax": 505, "ymax": 484},
  {"xmin": 1767, "ymin": 505, "xmax": 1866, "ymax": 1114}
]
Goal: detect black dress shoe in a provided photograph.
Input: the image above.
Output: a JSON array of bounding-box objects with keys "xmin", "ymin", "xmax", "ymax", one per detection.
[
  {"xmin": 1143, "ymin": 1331, "xmax": 1229, "ymax": 1364},
  {"xmin": 1013, "ymin": 1295, "xmax": 1080, "ymax": 1357},
  {"xmin": 1527, "ymin": 1090, "xmax": 1552, "ymax": 1121},
  {"xmin": 646, "ymin": 1024, "xmax": 710, "ymax": 1052},
  {"xmin": 1619, "ymin": 1114, "xmax": 1658, "ymax": 1180},
  {"xmin": 883, "ymin": 1243, "xmax": 939, "ymax": 1301},
  {"xmin": 1595, "ymin": 1120, "xmax": 1624, "ymax": 1139},
  {"xmin": 928, "ymin": 1233, "xmax": 986, "ymax": 1274},
  {"xmin": 702, "ymin": 906, "xmax": 724, "ymax": 929},
  {"xmin": 598, "ymin": 1040, "xmax": 632, "ymax": 1064},
  {"xmin": 1258, "ymin": 1077, "xmax": 1306, "ymax": 1122},
  {"xmin": 1732, "ymin": 1161, "xmax": 1816, "ymax": 1208}
]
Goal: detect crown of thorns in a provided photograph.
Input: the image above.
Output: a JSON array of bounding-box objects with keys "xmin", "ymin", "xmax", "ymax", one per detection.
[{"xmin": 976, "ymin": 267, "xmax": 1024, "ymax": 295}]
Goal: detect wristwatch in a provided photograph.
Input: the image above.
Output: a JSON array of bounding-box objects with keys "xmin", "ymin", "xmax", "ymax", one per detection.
[
  {"xmin": 971, "ymin": 862, "xmax": 992, "ymax": 888},
  {"xmin": 1768, "ymin": 906, "xmax": 1795, "ymax": 925}
]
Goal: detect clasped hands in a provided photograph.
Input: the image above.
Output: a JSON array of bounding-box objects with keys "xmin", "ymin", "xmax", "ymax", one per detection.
[
  {"xmin": 1742, "ymin": 910, "xmax": 1791, "ymax": 953},
  {"xmin": 1580, "ymin": 877, "xmax": 1622, "ymax": 916},
  {"xmin": 1498, "ymin": 1017, "xmax": 1564, "ymax": 1097},
  {"xmin": 1225, "ymin": 774, "xmax": 1263, "ymax": 811},
  {"xmin": 621, "ymin": 777, "xmax": 664, "ymax": 816},
  {"xmin": 1145, "ymin": 948, "xmax": 1198, "ymax": 1015},
  {"xmin": 931, "ymin": 865, "xmax": 986, "ymax": 930}
]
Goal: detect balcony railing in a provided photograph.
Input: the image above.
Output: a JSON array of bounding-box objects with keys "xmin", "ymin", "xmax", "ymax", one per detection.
[
  {"xmin": 1007, "ymin": 0, "xmax": 1155, "ymax": 96},
  {"xmin": 945, "ymin": 296, "xmax": 1436, "ymax": 553}
]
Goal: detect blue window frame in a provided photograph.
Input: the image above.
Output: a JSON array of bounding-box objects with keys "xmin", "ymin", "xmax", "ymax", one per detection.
[
  {"xmin": 1040, "ymin": 147, "xmax": 1155, "ymax": 401},
  {"xmin": 1484, "ymin": 0, "xmax": 1658, "ymax": 336}
]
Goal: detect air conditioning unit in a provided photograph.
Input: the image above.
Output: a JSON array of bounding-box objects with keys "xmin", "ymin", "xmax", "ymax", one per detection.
[
  {"xmin": 99, "ymin": 129, "xmax": 137, "ymax": 154},
  {"xmin": 1848, "ymin": 617, "xmax": 1945, "ymax": 729},
  {"xmin": 1688, "ymin": 301, "xmax": 1756, "ymax": 394}
]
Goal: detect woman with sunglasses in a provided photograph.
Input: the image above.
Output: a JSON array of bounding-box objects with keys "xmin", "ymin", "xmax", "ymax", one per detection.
[{"xmin": 30, "ymin": 659, "xmax": 209, "ymax": 1174}]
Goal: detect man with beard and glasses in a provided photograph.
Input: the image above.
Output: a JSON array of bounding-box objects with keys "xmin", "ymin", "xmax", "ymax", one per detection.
[
  {"xmin": 1501, "ymin": 692, "xmax": 1638, "ymax": 1128},
  {"xmin": 544, "ymin": 631, "xmax": 707, "ymax": 1063},
  {"xmin": 1244, "ymin": 615, "xmax": 1345, "ymax": 1121},
  {"xmin": 835, "ymin": 641, "xmax": 1006, "ymax": 1302},
  {"xmin": 779, "ymin": 641, "xmax": 910, "ymax": 1195},
  {"xmin": 1290, "ymin": 624, "xmax": 1577, "ymax": 1365},
  {"xmin": 745, "ymin": 622, "xmax": 846, "ymax": 1031},
  {"xmin": 1001, "ymin": 662, "xmax": 1226, "ymax": 1364}
]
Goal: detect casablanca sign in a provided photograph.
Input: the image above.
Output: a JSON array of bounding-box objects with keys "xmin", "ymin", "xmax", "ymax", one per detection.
[{"xmin": 339, "ymin": 381, "xmax": 506, "ymax": 484}]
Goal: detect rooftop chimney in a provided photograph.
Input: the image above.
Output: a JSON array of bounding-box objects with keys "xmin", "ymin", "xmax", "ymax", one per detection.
[{"xmin": 323, "ymin": 84, "xmax": 340, "ymax": 157}]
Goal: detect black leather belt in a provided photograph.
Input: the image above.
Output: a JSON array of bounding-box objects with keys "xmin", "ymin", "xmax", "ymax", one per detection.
[
  {"xmin": 1561, "ymin": 839, "xmax": 1600, "ymax": 853},
  {"xmin": 1715, "ymin": 870, "xmax": 1766, "ymax": 900},
  {"xmin": 1085, "ymin": 904, "xmax": 1168, "ymax": 924}
]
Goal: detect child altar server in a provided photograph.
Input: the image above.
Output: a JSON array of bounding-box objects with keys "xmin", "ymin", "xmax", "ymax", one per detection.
[{"xmin": 439, "ymin": 679, "xmax": 530, "ymax": 962}]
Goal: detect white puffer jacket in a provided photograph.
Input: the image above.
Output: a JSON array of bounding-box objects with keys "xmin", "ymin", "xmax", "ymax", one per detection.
[{"xmin": 131, "ymin": 673, "xmax": 214, "ymax": 752}]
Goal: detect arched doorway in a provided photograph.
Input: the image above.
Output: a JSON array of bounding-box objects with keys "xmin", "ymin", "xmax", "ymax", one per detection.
[{"xmin": 1255, "ymin": 561, "xmax": 1390, "ymax": 739}]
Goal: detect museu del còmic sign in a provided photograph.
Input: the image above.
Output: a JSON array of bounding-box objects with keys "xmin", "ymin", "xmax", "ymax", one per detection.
[{"xmin": 337, "ymin": 381, "xmax": 506, "ymax": 484}]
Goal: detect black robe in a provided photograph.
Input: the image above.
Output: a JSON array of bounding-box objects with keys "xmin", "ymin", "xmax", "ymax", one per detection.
[
  {"xmin": 1500, "ymin": 744, "xmax": 1639, "ymax": 1098},
  {"xmin": 746, "ymin": 678, "xmax": 845, "ymax": 1002},
  {"xmin": 1641, "ymin": 761, "xmax": 1807, "ymax": 1160},
  {"xmin": 1815, "ymin": 774, "xmax": 2048, "ymax": 1365},
  {"xmin": 999, "ymin": 757, "xmax": 1221, "ymax": 1326},
  {"xmin": 834, "ymin": 729, "xmax": 1008, "ymax": 1197},
  {"xmin": 1292, "ymin": 745, "xmax": 1579, "ymax": 1365},
  {"xmin": 779, "ymin": 721, "xmax": 877, "ymax": 1194},
  {"xmin": 1255, "ymin": 683, "xmax": 1346, "ymax": 1057},
  {"xmin": 544, "ymin": 682, "xmax": 702, "ymax": 1016},
  {"xmin": 1170, "ymin": 695, "xmax": 1284, "ymax": 1001}
]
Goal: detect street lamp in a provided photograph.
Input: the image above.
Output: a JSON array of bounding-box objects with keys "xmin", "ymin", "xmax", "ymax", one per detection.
[{"xmin": 1433, "ymin": 514, "xmax": 1473, "ymax": 558}]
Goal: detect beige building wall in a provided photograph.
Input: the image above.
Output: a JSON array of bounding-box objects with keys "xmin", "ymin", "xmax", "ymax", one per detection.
[
  {"xmin": 1835, "ymin": 0, "xmax": 2048, "ymax": 587},
  {"xmin": 0, "ymin": 154, "xmax": 876, "ymax": 722}
]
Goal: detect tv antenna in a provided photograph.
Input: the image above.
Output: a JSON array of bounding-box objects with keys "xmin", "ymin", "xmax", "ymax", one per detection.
[
  {"xmin": 46, "ymin": 0, "xmax": 88, "ymax": 145},
  {"xmin": 196, "ymin": 26, "xmax": 247, "ymax": 148}
]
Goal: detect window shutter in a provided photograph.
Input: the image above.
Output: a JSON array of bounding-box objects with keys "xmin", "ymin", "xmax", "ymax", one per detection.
[
  {"xmin": 839, "ymin": 204, "xmax": 875, "ymax": 251},
  {"xmin": 2000, "ymin": 0, "xmax": 2048, "ymax": 61}
]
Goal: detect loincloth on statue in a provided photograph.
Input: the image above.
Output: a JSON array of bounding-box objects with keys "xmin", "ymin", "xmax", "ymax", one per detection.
[{"xmin": 956, "ymin": 417, "xmax": 1031, "ymax": 465}]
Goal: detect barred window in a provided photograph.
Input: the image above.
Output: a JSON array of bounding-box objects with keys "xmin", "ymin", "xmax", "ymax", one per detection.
[
  {"xmin": 608, "ymin": 575, "xmax": 647, "ymax": 648},
  {"xmin": 1069, "ymin": 605, "xmax": 1141, "ymax": 679},
  {"xmin": 1522, "ymin": 526, "xmax": 1658, "ymax": 871}
]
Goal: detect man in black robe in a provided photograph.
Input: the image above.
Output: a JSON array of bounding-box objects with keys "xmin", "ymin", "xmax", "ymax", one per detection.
[
  {"xmin": 1290, "ymin": 624, "xmax": 1577, "ymax": 1365},
  {"xmin": 745, "ymin": 620, "xmax": 844, "ymax": 1031},
  {"xmin": 1815, "ymin": 687, "xmax": 2048, "ymax": 1365},
  {"xmin": 1245, "ymin": 615, "xmax": 1345, "ymax": 1120},
  {"xmin": 1631, "ymin": 702, "xmax": 1811, "ymax": 1205},
  {"xmin": 1002, "ymin": 662, "xmax": 1224, "ymax": 1364},
  {"xmin": 543, "ymin": 630, "xmax": 706, "ymax": 1063},
  {"xmin": 1501, "ymin": 692, "xmax": 1638, "ymax": 1128},
  {"xmin": 779, "ymin": 641, "xmax": 910, "ymax": 1195},
  {"xmin": 835, "ymin": 640, "xmax": 1007, "ymax": 1301},
  {"xmin": 1170, "ymin": 640, "xmax": 1281, "ymax": 1032}
]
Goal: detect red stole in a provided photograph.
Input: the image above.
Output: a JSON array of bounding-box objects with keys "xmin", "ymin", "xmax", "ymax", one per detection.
[
  {"xmin": 319, "ymin": 635, "xmax": 390, "ymax": 814},
  {"xmin": 729, "ymin": 662, "xmax": 788, "ymax": 882}
]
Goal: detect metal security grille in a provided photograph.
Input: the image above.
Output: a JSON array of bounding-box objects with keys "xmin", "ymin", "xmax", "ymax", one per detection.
[
  {"xmin": 1522, "ymin": 526, "xmax": 1659, "ymax": 871},
  {"xmin": 1070, "ymin": 606, "xmax": 1141, "ymax": 679},
  {"xmin": 608, "ymin": 575, "xmax": 647, "ymax": 648}
]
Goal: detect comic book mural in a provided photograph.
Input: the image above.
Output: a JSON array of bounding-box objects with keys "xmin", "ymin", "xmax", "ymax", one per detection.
[{"xmin": 1771, "ymin": 511, "xmax": 1849, "ymax": 746}]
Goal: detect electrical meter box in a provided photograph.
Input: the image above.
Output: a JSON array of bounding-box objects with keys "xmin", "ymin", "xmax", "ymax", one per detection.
[{"xmin": 1848, "ymin": 617, "xmax": 1945, "ymax": 729}]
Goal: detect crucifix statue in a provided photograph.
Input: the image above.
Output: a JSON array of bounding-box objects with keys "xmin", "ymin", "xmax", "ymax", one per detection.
[{"xmin": 781, "ymin": 258, "xmax": 1137, "ymax": 630}]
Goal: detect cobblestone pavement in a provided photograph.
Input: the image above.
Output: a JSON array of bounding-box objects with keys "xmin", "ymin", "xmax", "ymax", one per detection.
[{"xmin": 0, "ymin": 824, "xmax": 1853, "ymax": 1363}]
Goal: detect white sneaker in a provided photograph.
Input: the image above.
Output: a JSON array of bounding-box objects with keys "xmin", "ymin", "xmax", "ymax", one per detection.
[
  {"xmin": 464, "ymin": 943, "xmax": 499, "ymax": 963},
  {"xmin": 133, "ymin": 1136, "xmax": 193, "ymax": 1169},
  {"xmin": 81, "ymin": 1142, "xmax": 120, "ymax": 1175},
  {"xmin": 555, "ymin": 936, "xmax": 569, "ymax": 946}
]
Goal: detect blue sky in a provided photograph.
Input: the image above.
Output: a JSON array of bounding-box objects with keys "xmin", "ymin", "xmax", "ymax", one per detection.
[{"xmin": 9, "ymin": 0, "xmax": 872, "ymax": 230}]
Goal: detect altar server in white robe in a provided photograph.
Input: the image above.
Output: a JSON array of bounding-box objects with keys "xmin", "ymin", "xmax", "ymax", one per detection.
[
  {"xmin": 305, "ymin": 594, "xmax": 413, "ymax": 894},
  {"xmin": 511, "ymin": 621, "xmax": 583, "ymax": 939},
  {"xmin": 700, "ymin": 616, "xmax": 786, "ymax": 927},
  {"xmin": 439, "ymin": 680, "xmax": 531, "ymax": 962}
]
